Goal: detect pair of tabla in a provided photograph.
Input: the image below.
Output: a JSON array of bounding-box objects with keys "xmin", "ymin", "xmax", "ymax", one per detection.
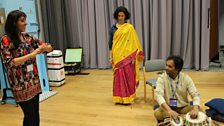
[{"xmin": 158, "ymin": 111, "xmax": 210, "ymax": 126}]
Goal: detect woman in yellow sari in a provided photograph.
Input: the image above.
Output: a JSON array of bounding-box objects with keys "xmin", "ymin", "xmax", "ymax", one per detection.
[{"xmin": 109, "ymin": 6, "xmax": 144, "ymax": 104}]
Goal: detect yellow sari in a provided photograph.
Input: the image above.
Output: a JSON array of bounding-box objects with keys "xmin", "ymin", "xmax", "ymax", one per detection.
[{"xmin": 112, "ymin": 23, "xmax": 144, "ymax": 104}]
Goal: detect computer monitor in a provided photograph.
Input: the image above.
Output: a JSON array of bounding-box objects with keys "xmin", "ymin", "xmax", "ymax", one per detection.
[{"xmin": 65, "ymin": 48, "xmax": 82, "ymax": 63}]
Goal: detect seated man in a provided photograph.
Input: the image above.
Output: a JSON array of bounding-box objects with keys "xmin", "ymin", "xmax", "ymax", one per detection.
[{"xmin": 154, "ymin": 55, "xmax": 201, "ymax": 123}]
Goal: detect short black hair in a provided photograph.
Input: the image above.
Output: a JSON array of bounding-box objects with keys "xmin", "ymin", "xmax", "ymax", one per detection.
[
  {"xmin": 166, "ymin": 55, "xmax": 184, "ymax": 72},
  {"xmin": 5, "ymin": 10, "xmax": 27, "ymax": 48},
  {"xmin": 113, "ymin": 6, "xmax": 130, "ymax": 20}
]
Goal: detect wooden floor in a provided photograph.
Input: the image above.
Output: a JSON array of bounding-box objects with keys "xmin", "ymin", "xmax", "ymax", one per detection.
[{"xmin": 0, "ymin": 69, "xmax": 224, "ymax": 126}]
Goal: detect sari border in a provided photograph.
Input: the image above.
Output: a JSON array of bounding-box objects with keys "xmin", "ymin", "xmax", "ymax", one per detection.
[
  {"xmin": 138, "ymin": 50, "xmax": 144, "ymax": 59},
  {"xmin": 113, "ymin": 93, "xmax": 136, "ymax": 104},
  {"xmin": 114, "ymin": 50, "xmax": 137, "ymax": 70}
]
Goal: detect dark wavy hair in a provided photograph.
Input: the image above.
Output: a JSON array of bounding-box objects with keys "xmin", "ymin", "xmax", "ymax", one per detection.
[
  {"xmin": 4, "ymin": 10, "xmax": 27, "ymax": 48},
  {"xmin": 113, "ymin": 6, "xmax": 130, "ymax": 20},
  {"xmin": 166, "ymin": 55, "xmax": 184, "ymax": 72}
]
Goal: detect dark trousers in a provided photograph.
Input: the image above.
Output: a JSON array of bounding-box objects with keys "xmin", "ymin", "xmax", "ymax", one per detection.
[{"xmin": 18, "ymin": 94, "xmax": 40, "ymax": 126}]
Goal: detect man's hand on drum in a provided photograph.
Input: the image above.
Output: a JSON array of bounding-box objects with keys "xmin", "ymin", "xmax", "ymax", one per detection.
[
  {"xmin": 167, "ymin": 109, "xmax": 180, "ymax": 120},
  {"xmin": 189, "ymin": 105, "xmax": 199, "ymax": 119}
]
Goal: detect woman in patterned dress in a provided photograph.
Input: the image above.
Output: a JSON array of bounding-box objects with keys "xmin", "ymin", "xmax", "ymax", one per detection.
[{"xmin": 0, "ymin": 10, "xmax": 53, "ymax": 126}]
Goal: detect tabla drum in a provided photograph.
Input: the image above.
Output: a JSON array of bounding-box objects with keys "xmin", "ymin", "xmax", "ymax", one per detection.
[
  {"xmin": 158, "ymin": 117, "xmax": 184, "ymax": 126},
  {"xmin": 158, "ymin": 112, "xmax": 211, "ymax": 126},
  {"xmin": 170, "ymin": 117, "xmax": 184, "ymax": 126},
  {"xmin": 185, "ymin": 111, "xmax": 209, "ymax": 126}
]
